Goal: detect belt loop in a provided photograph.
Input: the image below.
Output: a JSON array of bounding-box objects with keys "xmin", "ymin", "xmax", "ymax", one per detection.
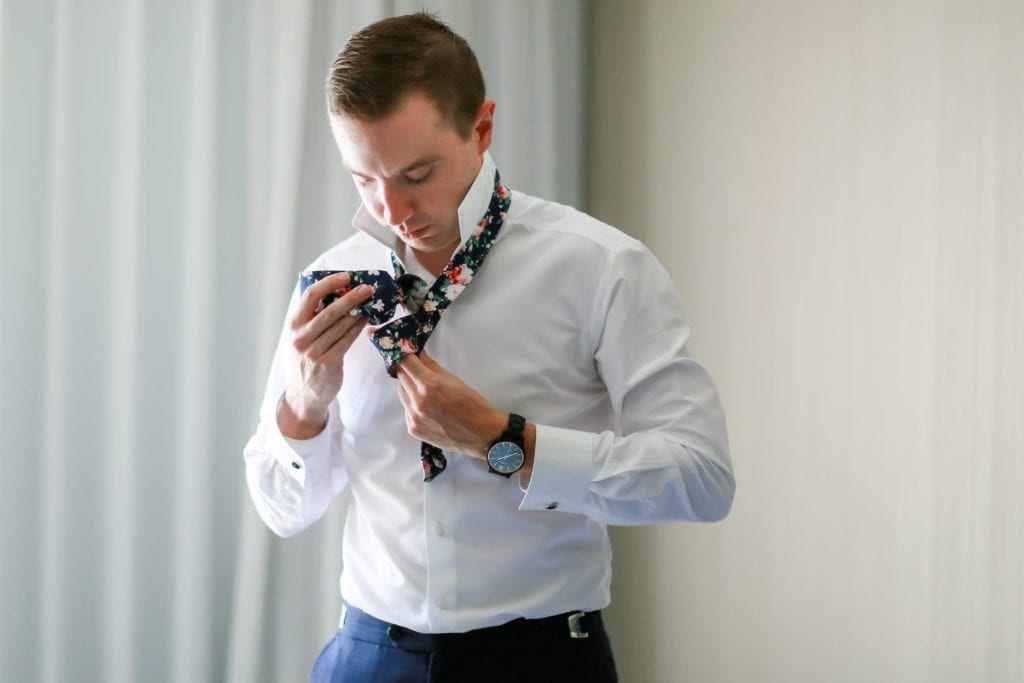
[
  {"xmin": 567, "ymin": 611, "xmax": 589, "ymax": 639},
  {"xmin": 338, "ymin": 603, "xmax": 349, "ymax": 629}
]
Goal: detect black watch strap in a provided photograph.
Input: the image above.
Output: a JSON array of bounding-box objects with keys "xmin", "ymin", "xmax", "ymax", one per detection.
[{"xmin": 501, "ymin": 413, "xmax": 526, "ymax": 445}]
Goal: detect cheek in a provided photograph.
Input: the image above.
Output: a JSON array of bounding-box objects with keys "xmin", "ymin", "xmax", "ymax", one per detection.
[
  {"xmin": 355, "ymin": 184, "xmax": 382, "ymax": 217},
  {"xmin": 360, "ymin": 183, "xmax": 377, "ymax": 203},
  {"xmin": 425, "ymin": 182, "xmax": 455, "ymax": 214}
]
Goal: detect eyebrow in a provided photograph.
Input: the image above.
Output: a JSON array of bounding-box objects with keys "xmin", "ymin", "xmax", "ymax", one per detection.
[{"xmin": 345, "ymin": 155, "xmax": 443, "ymax": 179}]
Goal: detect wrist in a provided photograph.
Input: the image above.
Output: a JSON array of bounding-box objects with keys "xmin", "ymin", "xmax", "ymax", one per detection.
[
  {"xmin": 484, "ymin": 412, "xmax": 534, "ymax": 478},
  {"xmin": 475, "ymin": 409, "xmax": 510, "ymax": 459},
  {"xmin": 520, "ymin": 422, "xmax": 536, "ymax": 477},
  {"xmin": 277, "ymin": 390, "xmax": 328, "ymax": 440}
]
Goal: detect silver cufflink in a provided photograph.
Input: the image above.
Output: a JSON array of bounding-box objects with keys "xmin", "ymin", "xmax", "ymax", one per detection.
[{"xmin": 567, "ymin": 611, "xmax": 589, "ymax": 639}]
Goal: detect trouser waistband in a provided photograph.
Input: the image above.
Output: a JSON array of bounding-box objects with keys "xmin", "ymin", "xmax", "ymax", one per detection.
[{"xmin": 340, "ymin": 605, "xmax": 605, "ymax": 653}]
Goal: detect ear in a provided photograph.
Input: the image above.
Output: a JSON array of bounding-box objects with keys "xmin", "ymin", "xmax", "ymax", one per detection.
[{"xmin": 473, "ymin": 99, "xmax": 496, "ymax": 154}]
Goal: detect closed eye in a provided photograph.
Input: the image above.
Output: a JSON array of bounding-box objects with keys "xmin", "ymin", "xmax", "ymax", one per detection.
[{"xmin": 404, "ymin": 170, "xmax": 432, "ymax": 186}]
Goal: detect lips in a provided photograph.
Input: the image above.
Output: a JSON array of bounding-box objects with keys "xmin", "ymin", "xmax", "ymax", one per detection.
[{"xmin": 401, "ymin": 225, "xmax": 431, "ymax": 239}]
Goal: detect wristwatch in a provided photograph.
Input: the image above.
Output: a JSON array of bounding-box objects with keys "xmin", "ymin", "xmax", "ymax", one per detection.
[{"xmin": 486, "ymin": 413, "xmax": 526, "ymax": 477}]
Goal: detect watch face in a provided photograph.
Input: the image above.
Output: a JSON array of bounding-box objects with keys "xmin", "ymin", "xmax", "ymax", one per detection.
[{"xmin": 487, "ymin": 441, "xmax": 525, "ymax": 474}]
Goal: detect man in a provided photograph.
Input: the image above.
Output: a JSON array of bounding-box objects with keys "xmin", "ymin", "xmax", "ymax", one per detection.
[{"xmin": 244, "ymin": 11, "xmax": 734, "ymax": 682}]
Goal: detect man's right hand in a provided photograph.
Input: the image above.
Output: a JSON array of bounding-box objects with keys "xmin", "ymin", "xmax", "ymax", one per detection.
[{"xmin": 278, "ymin": 272, "xmax": 373, "ymax": 439}]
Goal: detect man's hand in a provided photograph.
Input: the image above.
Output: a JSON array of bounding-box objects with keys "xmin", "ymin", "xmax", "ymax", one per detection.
[
  {"xmin": 279, "ymin": 272, "xmax": 373, "ymax": 439},
  {"xmin": 395, "ymin": 350, "xmax": 507, "ymax": 460}
]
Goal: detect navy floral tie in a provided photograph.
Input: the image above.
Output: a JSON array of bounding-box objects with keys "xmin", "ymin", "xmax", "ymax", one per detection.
[{"xmin": 370, "ymin": 170, "xmax": 511, "ymax": 481}]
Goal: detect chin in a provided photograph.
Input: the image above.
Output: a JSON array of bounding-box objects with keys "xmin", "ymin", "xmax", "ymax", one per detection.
[{"xmin": 410, "ymin": 230, "xmax": 459, "ymax": 251}]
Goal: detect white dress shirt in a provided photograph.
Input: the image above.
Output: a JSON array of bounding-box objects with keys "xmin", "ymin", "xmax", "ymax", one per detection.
[{"xmin": 244, "ymin": 153, "xmax": 734, "ymax": 634}]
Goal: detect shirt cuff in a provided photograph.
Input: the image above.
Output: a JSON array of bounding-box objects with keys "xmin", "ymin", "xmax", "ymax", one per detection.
[
  {"xmin": 268, "ymin": 414, "xmax": 332, "ymax": 488},
  {"xmin": 519, "ymin": 424, "xmax": 593, "ymax": 513}
]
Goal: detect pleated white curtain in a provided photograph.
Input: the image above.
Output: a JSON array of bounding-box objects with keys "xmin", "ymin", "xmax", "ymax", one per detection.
[{"xmin": 0, "ymin": 1, "xmax": 587, "ymax": 681}]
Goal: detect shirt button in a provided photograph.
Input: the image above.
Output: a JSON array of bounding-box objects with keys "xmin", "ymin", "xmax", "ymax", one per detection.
[
  {"xmin": 546, "ymin": 502, "xmax": 559, "ymax": 510},
  {"xmin": 434, "ymin": 522, "xmax": 446, "ymax": 536},
  {"xmin": 437, "ymin": 597, "xmax": 450, "ymax": 610},
  {"xmin": 291, "ymin": 461, "xmax": 301, "ymax": 470}
]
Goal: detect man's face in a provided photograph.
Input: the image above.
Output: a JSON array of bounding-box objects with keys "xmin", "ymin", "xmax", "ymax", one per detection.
[{"xmin": 330, "ymin": 93, "xmax": 493, "ymax": 259}]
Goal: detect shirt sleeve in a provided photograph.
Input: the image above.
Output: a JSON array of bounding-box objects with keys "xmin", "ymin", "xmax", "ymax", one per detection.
[
  {"xmin": 519, "ymin": 241, "xmax": 735, "ymax": 524},
  {"xmin": 242, "ymin": 288, "xmax": 350, "ymax": 538}
]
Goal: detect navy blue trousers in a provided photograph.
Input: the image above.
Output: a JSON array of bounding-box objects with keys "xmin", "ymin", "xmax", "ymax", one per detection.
[{"xmin": 311, "ymin": 606, "xmax": 618, "ymax": 682}]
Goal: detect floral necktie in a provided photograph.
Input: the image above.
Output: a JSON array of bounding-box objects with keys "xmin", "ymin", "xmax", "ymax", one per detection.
[{"xmin": 370, "ymin": 170, "xmax": 511, "ymax": 481}]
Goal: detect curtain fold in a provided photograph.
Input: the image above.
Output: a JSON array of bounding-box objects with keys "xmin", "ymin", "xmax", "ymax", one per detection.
[
  {"xmin": 103, "ymin": 2, "xmax": 144, "ymax": 682},
  {"xmin": 172, "ymin": 0, "xmax": 218, "ymax": 679},
  {"xmin": 0, "ymin": 1, "xmax": 587, "ymax": 681},
  {"xmin": 39, "ymin": 1, "xmax": 73, "ymax": 682}
]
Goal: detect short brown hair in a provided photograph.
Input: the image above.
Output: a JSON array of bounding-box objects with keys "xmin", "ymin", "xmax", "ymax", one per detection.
[{"xmin": 325, "ymin": 12, "xmax": 486, "ymax": 139}]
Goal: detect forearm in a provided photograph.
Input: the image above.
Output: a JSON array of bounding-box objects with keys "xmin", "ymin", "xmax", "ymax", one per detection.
[
  {"xmin": 586, "ymin": 430, "xmax": 734, "ymax": 524},
  {"xmin": 520, "ymin": 421, "xmax": 733, "ymax": 525},
  {"xmin": 245, "ymin": 305, "xmax": 348, "ymax": 536},
  {"xmin": 519, "ymin": 350, "xmax": 734, "ymax": 525}
]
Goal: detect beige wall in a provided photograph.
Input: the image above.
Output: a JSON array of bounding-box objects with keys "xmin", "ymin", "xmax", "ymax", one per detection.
[{"xmin": 590, "ymin": 1, "xmax": 1024, "ymax": 681}]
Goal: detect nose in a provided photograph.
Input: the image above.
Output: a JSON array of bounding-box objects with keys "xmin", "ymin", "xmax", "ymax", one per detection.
[{"xmin": 377, "ymin": 182, "xmax": 414, "ymax": 227}]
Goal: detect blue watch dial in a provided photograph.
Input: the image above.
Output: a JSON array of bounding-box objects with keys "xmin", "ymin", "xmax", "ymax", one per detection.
[{"xmin": 487, "ymin": 441, "xmax": 525, "ymax": 474}]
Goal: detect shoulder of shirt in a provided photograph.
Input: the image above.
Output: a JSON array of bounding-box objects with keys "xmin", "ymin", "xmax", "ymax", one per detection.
[
  {"xmin": 506, "ymin": 190, "xmax": 643, "ymax": 255},
  {"xmin": 301, "ymin": 231, "xmax": 389, "ymax": 271}
]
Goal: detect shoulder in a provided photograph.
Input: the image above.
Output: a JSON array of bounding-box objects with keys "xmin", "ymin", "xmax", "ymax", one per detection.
[
  {"xmin": 303, "ymin": 231, "xmax": 390, "ymax": 271},
  {"xmin": 506, "ymin": 191, "xmax": 639, "ymax": 257},
  {"xmin": 500, "ymin": 191, "xmax": 666, "ymax": 286},
  {"xmin": 496, "ymin": 191, "xmax": 670, "ymax": 305}
]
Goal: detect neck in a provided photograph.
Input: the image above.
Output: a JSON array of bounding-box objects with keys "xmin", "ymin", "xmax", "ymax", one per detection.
[{"xmin": 415, "ymin": 238, "xmax": 462, "ymax": 277}]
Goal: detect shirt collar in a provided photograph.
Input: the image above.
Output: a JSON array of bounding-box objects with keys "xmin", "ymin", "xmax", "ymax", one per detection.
[{"xmin": 351, "ymin": 152, "xmax": 498, "ymax": 256}]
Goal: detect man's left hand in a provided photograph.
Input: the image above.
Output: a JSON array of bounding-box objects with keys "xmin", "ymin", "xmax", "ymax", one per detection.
[{"xmin": 395, "ymin": 350, "xmax": 506, "ymax": 460}]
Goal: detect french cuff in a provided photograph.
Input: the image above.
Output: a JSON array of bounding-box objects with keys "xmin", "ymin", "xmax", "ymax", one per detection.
[
  {"xmin": 268, "ymin": 413, "xmax": 332, "ymax": 488},
  {"xmin": 519, "ymin": 424, "xmax": 593, "ymax": 514}
]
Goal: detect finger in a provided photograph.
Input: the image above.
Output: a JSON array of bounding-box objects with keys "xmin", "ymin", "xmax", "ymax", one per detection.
[
  {"xmin": 299, "ymin": 272, "xmax": 352, "ymax": 321},
  {"xmin": 396, "ymin": 381, "xmax": 412, "ymax": 410},
  {"xmin": 417, "ymin": 349, "xmax": 441, "ymax": 371},
  {"xmin": 398, "ymin": 387, "xmax": 435, "ymax": 442},
  {"xmin": 318, "ymin": 283, "xmax": 374, "ymax": 326},
  {"xmin": 395, "ymin": 383, "xmax": 423, "ymax": 437},
  {"xmin": 297, "ymin": 284, "xmax": 374, "ymax": 350},
  {"xmin": 321, "ymin": 316, "xmax": 370, "ymax": 360},
  {"xmin": 295, "ymin": 308, "xmax": 358, "ymax": 355},
  {"xmin": 301, "ymin": 298, "xmax": 369, "ymax": 357},
  {"xmin": 395, "ymin": 352, "xmax": 430, "ymax": 387},
  {"xmin": 395, "ymin": 359, "xmax": 423, "ymax": 397},
  {"xmin": 395, "ymin": 358, "xmax": 432, "ymax": 398}
]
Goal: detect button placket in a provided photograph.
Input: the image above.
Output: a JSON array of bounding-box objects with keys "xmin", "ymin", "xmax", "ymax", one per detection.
[{"xmin": 422, "ymin": 468, "xmax": 457, "ymax": 626}]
